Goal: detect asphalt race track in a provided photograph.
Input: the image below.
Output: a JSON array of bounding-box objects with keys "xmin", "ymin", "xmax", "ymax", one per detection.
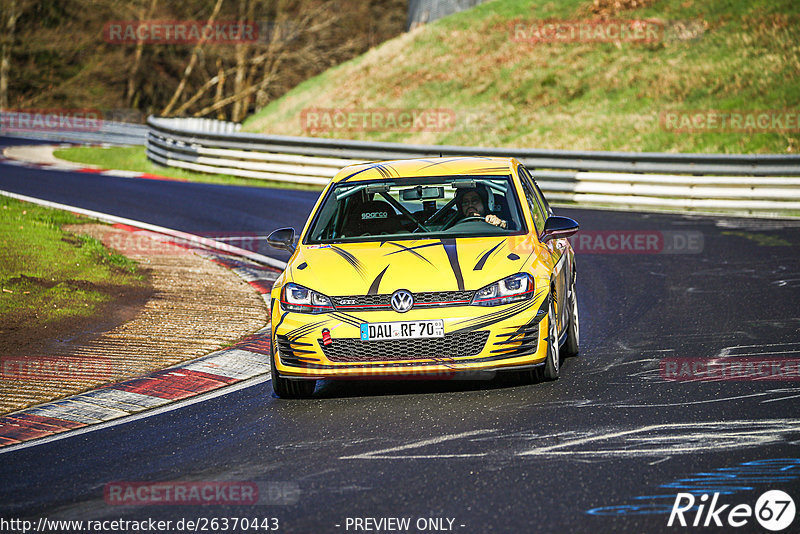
[{"xmin": 2, "ymin": 137, "xmax": 800, "ymax": 533}]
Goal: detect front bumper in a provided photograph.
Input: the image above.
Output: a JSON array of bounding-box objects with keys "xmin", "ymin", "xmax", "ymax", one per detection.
[{"xmin": 271, "ymin": 289, "xmax": 550, "ymax": 379}]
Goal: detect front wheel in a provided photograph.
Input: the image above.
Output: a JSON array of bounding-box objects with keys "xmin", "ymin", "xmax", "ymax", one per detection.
[
  {"xmin": 270, "ymin": 340, "xmax": 316, "ymax": 398},
  {"xmin": 562, "ymin": 279, "xmax": 579, "ymax": 357},
  {"xmin": 541, "ymin": 295, "xmax": 560, "ymax": 381}
]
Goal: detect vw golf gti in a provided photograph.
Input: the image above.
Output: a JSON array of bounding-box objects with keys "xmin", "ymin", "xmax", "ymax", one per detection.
[{"xmin": 267, "ymin": 157, "xmax": 579, "ymax": 397}]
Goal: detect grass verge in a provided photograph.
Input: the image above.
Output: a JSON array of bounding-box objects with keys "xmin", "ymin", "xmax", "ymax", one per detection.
[
  {"xmin": 0, "ymin": 196, "xmax": 147, "ymax": 339},
  {"xmin": 244, "ymin": 0, "xmax": 799, "ymax": 154},
  {"xmin": 53, "ymin": 146, "xmax": 324, "ymax": 190}
]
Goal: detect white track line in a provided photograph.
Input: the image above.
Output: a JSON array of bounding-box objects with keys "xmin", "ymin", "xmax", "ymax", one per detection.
[
  {"xmin": 0, "ymin": 189, "xmax": 286, "ymax": 269},
  {"xmin": 339, "ymin": 429, "xmax": 495, "ymax": 460},
  {"xmin": 0, "ymin": 374, "xmax": 271, "ymax": 455}
]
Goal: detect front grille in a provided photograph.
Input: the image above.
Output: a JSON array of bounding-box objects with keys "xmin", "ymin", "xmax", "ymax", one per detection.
[
  {"xmin": 415, "ymin": 291, "xmax": 474, "ymax": 305},
  {"xmin": 332, "ymin": 290, "xmax": 474, "ymax": 310},
  {"xmin": 333, "ymin": 294, "xmax": 389, "ymax": 308},
  {"xmin": 318, "ymin": 331, "xmax": 490, "ymax": 363}
]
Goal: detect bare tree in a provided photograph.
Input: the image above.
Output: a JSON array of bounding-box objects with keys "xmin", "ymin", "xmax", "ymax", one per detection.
[
  {"xmin": 161, "ymin": 0, "xmax": 225, "ymax": 116},
  {"xmin": 1, "ymin": 0, "xmax": 21, "ymax": 109},
  {"xmin": 4, "ymin": 0, "xmax": 405, "ymax": 121},
  {"xmin": 212, "ymin": 60, "xmax": 223, "ymax": 119},
  {"xmin": 230, "ymin": 0, "xmax": 253, "ymax": 122},
  {"xmin": 187, "ymin": 1, "xmax": 363, "ymax": 119},
  {"xmin": 127, "ymin": 0, "xmax": 159, "ymax": 108}
]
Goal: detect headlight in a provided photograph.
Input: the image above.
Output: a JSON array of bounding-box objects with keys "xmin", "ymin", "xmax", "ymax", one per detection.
[
  {"xmin": 471, "ymin": 273, "xmax": 534, "ymax": 306},
  {"xmin": 280, "ymin": 282, "xmax": 334, "ymax": 313}
]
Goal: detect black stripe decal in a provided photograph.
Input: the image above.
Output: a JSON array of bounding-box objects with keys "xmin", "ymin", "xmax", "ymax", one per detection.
[
  {"xmin": 274, "ymin": 311, "xmax": 289, "ymax": 332},
  {"xmin": 452, "ymin": 293, "xmax": 541, "ymax": 327},
  {"xmin": 330, "ymin": 312, "xmax": 364, "ymax": 328},
  {"xmin": 473, "ymin": 240, "xmax": 505, "ymax": 271},
  {"xmin": 386, "ymin": 242, "xmax": 440, "ymax": 254},
  {"xmin": 450, "ymin": 289, "xmax": 545, "ymax": 331},
  {"xmin": 384, "ymin": 242, "xmax": 436, "ymax": 266},
  {"xmin": 535, "ymin": 292, "xmax": 549, "ymax": 320},
  {"xmin": 441, "ymin": 238, "xmax": 464, "ymax": 291},
  {"xmin": 450, "ymin": 299, "xmax": 537, "ymax": 334},
  {"xmin": 418, "ymin": 157, "xmax": 498, "ymax": 170},
  {"xmin": 451, "ymin": 298, "xmax": 531, "ymax": 329},
  {"xmin": 286, "ymin": 319, "xmax": 329, "ymax": 341},
  {"xmin": 368, "ymin": 265, "xmax": 389, "ymax": 295},
  {"xmin": 331, "ymin": 245, "xmax": 365, "ymax": 278},
  {"xmin": 468, "ymin": 166, "xmax": 511, "ymax": 174},
  {"xmin": 339, "ymin": 162, "xmax": 397, "ymax": 183}
]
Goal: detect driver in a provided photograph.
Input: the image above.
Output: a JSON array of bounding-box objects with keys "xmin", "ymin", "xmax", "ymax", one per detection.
[{"xmin": 455, "ymin": 186, "xmax": 507, "ymax": 229}]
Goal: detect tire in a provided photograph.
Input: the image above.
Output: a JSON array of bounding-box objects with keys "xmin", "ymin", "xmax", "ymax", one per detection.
[
  {"xmin": 270, "ymin": 340, "xmax": 316, "ymax": 398},
  {"xmin": 562, "ymin": 278, "xmax": 579, "ymax": 357},
  {"xmin": 542, "ymin": 294, "xmax": 560, "ymax": 381}
]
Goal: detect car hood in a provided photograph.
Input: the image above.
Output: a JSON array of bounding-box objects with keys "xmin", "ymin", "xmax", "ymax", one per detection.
[{"xmin": 286, "ymin": 237, "xmax": 537, "ymax": 296}]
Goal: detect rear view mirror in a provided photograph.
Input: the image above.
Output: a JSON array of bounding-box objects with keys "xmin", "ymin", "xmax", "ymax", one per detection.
[
  {"xmin": 401, "ymin": 186, "xmax": 444, "ymax": 201},
  {"xmin": 452, "ymin": 179, "xmax": 477, "ymax": 190},
  {"xmin": 267, "ymin": 227, "xmax": 296, "ymax": 253},
  {"xmin": 541, "ymin": 216, "xmax": 579, "ymax": 243},
  {"xmin": 365, "ymin": 184, "xmax": 390, "ymax": 194}
]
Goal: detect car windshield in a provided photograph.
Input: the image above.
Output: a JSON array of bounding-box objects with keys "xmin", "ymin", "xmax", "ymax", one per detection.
[{"xmin": 305, "ymin": 175, "xmax": 526, "ymax": 243}]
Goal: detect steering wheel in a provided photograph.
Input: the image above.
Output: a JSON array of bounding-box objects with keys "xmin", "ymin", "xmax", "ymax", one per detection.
[{"xmin": 443, "ymin": 215, "xmax": 488, "ymax": 230}]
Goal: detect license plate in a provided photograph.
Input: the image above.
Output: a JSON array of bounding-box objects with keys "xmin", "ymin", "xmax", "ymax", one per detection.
[{"xmin": 360, "ymin": 319, "xmax": 444, "ymax": 341}]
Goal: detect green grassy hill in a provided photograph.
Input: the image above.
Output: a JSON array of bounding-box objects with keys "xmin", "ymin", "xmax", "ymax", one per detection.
[{"xmin": 244, "ymin": 0, "xmax": 800, "ymax": 154}]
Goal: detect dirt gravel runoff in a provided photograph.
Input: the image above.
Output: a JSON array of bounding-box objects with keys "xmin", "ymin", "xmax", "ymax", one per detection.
[{"xmin": 0, "ymin": 224, "xmax": 269, "ymax": 415}]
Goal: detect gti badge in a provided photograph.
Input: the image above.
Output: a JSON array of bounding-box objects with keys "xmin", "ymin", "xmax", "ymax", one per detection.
[{"xmin": 390, "ymin": 289, "xmax": 414, "ymax": 313}]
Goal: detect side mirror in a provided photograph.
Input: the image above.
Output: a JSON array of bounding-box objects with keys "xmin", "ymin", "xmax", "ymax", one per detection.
[
  {"xmin": 267, "ymin": 227, "xmax": 296, "ymax": 254},
  {"xmin": 541, "ymin": 216, "xmax": 579, "ymax": 243}
]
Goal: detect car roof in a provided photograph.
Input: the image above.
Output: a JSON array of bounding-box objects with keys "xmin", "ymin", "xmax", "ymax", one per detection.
[{"xmin": 330, "ymin": 156, "xmax": 518, "ymax": 184}]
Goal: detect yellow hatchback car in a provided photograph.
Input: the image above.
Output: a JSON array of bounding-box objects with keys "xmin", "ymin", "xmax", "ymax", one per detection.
[{"xmin": 267, "ymin": 157, "xmax": 579, "ymax": 398}]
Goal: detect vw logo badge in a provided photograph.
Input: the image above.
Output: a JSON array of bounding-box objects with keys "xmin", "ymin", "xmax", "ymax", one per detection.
[{"xmin": 390, "ymin": 289, "xmax": 414, "ymax": 313}]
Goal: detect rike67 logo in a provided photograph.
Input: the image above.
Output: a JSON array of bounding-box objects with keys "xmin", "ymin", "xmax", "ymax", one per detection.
[{"xmin": 668, "ymin": 490, "xmax": 795, "ymax": 531}]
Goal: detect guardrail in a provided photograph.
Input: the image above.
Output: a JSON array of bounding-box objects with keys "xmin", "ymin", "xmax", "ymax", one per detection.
[
  {"xmin": 0, "ymin": 112, "xmax": 147, "ymax": 145},
  {"xmin": 146, "ymin": 115, "xmax": 800, "ymax": 214}
]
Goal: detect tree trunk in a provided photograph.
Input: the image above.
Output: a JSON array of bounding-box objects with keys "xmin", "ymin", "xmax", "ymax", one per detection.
[
  {"xmin": 231, "ymin": 0, "xmax": 253, "ymax": 122},
  {"xmin": 0, "ymin": 0, "xmax": 20, "ymax": 110},
  {"xmin": 161, "ymin": 0, "xmax": 224, "ymax": 116},
  {"xmin": 127, "ymin": 0, "xmax": 159, "ymax": 108},
  {"xmin": 214, "ymin": 60, "xmax": 226, "ymax": 120}
]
